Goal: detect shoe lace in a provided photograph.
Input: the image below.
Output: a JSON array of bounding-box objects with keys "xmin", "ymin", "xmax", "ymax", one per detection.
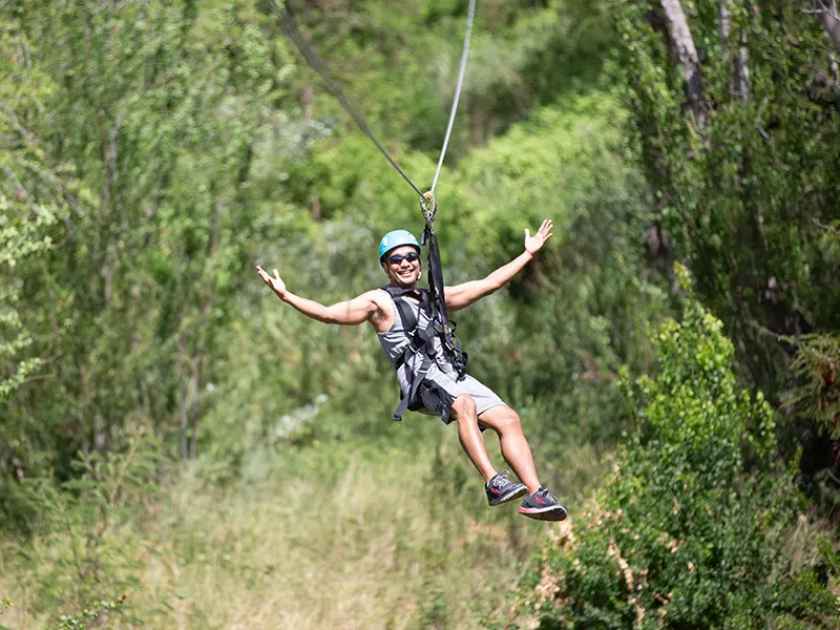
[{"xmin": 491, "ymin": 473, "xmax": 509, "ymax": 489}]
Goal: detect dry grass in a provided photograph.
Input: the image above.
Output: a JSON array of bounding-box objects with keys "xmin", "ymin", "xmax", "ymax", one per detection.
[{"xmin": 0, "ymin": 430, "xmax": 576, "ymax": 629}]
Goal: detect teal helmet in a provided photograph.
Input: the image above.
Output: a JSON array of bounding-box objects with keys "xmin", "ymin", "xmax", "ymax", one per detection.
[{"xmin": 378, "ymin": 229, "xmax": 420, "ymax": 261}]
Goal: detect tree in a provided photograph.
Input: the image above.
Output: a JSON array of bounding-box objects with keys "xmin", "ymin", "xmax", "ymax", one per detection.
[
  {"xmin": 1, "ymin": 0, "xmax": 299, "ymax": 529},
  {"xmin": 615, "ymin": 0, "xmax": 840, "ymax": 501}
]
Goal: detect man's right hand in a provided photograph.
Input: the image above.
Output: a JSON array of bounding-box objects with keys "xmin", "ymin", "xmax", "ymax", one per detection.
[{"xmin": 256, "ymin": 265, "xmax": 286, "ymax": 297}]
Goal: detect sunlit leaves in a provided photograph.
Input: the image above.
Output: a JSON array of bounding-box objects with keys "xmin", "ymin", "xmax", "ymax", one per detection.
[{"xmin": 521, "ymin": 272, "xmax": 833, "ymax": 628}]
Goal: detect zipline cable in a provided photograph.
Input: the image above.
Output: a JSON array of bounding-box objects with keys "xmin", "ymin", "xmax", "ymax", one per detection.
[
  {"xmin": 273, "ymin": 0, "xmax": 477, "ymax": 214},
  {"xmin": 429, "ymin": 0, "xmax": 475, "ymax": 198},
  {"xmin": 273, "ymin": 0, "xmax": 426, "ymax": 199}
]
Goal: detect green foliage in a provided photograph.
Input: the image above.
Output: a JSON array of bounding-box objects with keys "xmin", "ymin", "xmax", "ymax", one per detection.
[
  {"xmin": 513, "ymin": 270, "xmax": 839, "ymax": 629},
  {"xmin": 440, "ymin": 93, "xmax": 667, "ymax": 468},
  {"xmin": 55, "ymin": 596, "xmax": 126, "ymax": 630},
  {"xmin": 0, "ymin": 0, "xmax": 299, "ymax": 523},
  {"xmin": 0, "ymin": 13, "xmax": 56, "ymax": 394},
  {"xmin": 784, "ymin": 333, "xmax": 840, "ymax": 439},
  {"xmin": 781, "ymin": 332, "xmax": 840, "ymax": 514},
  {"xmin": 613, "ymin": 1, "xmax": 840, "ymax": 400},
  {"xmin": 0, "ymin": 199, "xmax": 55, "ymax": 401},
  {"xmin": 8, "ymin": 424, "xmax": 161, "ymax": 621},
  {"xmin": 0, "ymin": 12, "xmax": 72, "ymax": 524},
  {"xmin": 286, "ymin": 0, "xmax": 612, "ymax": 155},
  {"xmin": 3, "ymin": 1, "xmax": 837, "ymax": 627},
  {"xmin": 1, "ymin": 0, "xmax": 639, "ymax": 532}
]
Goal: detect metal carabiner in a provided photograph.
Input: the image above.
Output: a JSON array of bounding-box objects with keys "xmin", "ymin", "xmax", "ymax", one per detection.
[{"xmin": 420, "ymin": 190, "xmax": 437, "ymax": 225}]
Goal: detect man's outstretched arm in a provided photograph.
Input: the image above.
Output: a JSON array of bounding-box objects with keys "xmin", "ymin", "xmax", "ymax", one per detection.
[
  {"xmin": 256, "ymin": 265, "xmax": 380, "ymax": 325},
  {"xmin": 444, "ymin": 219, "xmax": 553, "ymax": 312}
]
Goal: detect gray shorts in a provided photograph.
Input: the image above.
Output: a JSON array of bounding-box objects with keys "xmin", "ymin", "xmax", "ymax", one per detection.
[{"xmin": 416, "ymin": 364, "xmax": 506, "ymax": 423}]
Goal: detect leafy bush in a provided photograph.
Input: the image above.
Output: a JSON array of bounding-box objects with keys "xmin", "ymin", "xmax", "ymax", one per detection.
[
  {"xmin": 782, "ymin": 332, "xmax": 840, "ymax": 516},
  {"xmin": 784, "ymin": 333, "xmax": 840, "ymax": 440},
  {"xmin": 511, "ymin": 266, "xmax": 840, "ymax": 629},
  {"xmin": 5, "ymin": 424, "xmax": 161, "ymax": 624}
]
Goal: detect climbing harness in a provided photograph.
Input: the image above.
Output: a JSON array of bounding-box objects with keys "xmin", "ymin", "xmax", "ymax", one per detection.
[
  {"xmin": 276, "ymin": 0, "xmax": 475, "ymax": 419},
  {"xmin": 381, "ymin": 284, "xmax": 464, "ymax": 422}
]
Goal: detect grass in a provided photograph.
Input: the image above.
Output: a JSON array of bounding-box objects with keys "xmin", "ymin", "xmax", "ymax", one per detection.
[{"xmin": 0, "ymin": 415, "xmax": 608, "ymax": 629}]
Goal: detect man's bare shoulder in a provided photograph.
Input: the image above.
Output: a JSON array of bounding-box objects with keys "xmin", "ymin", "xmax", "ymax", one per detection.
[
  {"xmin": 366, "ymin": 288, "xmax": 395, "ymax": 331},
  {"xmin": 355, "ymin": 288, "xmax": 390, "ymax": 305}
]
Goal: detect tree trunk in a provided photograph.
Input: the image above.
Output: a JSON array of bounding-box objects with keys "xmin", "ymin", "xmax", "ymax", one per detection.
[
  {"xmin": 660, "ymin": 0, "xmax": 707, "ymax": 127},
  {"xmin": 719, "ymin": 0, "xmax": 731, "ymax": 41},
  {"xmin": 816, "ymin": 1, "xmax": 840, "ymax": 53},
  {"xmin": 735, "ymin": 34, "xmax": 750, "ymax": 102},
  {"xmin": 719, "ymin": 0, "xmax": 750, "ymax": 101}
]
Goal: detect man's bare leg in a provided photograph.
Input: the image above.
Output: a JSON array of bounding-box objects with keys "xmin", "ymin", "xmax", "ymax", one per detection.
[
  {"xmin": 477, "ymin": 405, "xmax": 541, "ymax": 494},
  {"xmin": 451, "ymin": 395, "xmax": 496, "ymax": 482}
]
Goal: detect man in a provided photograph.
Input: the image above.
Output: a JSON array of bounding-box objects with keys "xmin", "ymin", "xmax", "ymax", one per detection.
[{"xmin": 255, "ymin": 218, "xmax": 566, "ymax": 521}]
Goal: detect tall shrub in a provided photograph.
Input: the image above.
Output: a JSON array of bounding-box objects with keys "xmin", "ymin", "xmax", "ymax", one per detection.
[{"xmin": 513, "ymin": 267, "xmax": 839, "ymax": 629}]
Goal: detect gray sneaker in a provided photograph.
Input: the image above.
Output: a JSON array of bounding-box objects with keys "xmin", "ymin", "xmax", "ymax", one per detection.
[
  {"xmin": 485, "ymin": 472, "xmax": 528, "ymax": 506},
  {"xmin": 518, "ymin": 487, "xmax": 568, "ymax": 521}
]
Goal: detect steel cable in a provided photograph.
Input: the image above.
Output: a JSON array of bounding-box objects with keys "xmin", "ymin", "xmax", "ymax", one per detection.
[
  {"xmin": 430, "ymin": 0, "xmax": 476, "ymax": 197},
  {"xmin": 274, "ymin": 0, "xmax": 476, "ymax": 208},
  {"xmin": 275, "ymin": 1, "xmax": 425, "ymax": 198}
]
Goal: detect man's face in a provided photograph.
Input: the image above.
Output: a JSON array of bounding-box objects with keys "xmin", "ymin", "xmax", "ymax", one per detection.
[{"xmin": 382, "ymin": 245, "xmax": 421, "ymax": 287}]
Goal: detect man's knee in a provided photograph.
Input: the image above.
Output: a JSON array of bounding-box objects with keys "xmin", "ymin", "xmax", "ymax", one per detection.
[
  {"xmin": 505, "ymin": 409, "xmax": 522, "ymax": 428},
  {"xmin": 451, "ymin": 395, "xmax": 477, "ymax": 420},
  {"xmin": 484, "ymin": 407, "xmax": 523, "ymax": 432}
]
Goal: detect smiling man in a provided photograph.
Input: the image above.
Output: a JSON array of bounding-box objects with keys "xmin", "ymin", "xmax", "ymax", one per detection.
[{"xmin": 255, "ymin": 219, "xmax": 566, "ymax": 521}]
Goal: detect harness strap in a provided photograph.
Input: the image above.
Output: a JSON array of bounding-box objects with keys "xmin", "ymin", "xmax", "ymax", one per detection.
[
  {"xmin": 392, "ymin": 357, "xmax": 430, "ymax": 421},
  {"xmin": 391, "ymin": 292, "xmax": 419, "ymax": 336},
  {"xmin": 382, "ymin": 286, "xmax": 436, "ymax": 421},
  {"xmin": 422, "ymin": 225, "xmax": 468, "ymax": 378}
]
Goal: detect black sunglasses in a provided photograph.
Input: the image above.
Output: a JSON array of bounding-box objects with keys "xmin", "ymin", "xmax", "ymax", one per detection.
[{"xmin": 387, "ymin": 251, "xmax": 420, "ymax": 265}]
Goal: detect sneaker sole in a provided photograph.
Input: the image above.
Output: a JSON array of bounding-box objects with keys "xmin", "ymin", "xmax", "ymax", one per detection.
[
  {"xmin": 487, "ymin": 484, "xmax": 528, "ymax": 507},
  {"xmin": 518, "ymin": 504, "xmax": 568, "ymax": 522}
]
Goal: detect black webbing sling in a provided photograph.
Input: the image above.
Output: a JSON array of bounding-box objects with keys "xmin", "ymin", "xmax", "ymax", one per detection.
[{"xmin": 422, "ymin": 224, "xmax": 468, "ymax": 379}]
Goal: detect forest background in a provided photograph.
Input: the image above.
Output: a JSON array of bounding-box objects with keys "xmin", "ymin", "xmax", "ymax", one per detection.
[{"xmin": 1, "ymin": 0, "xmax": 839, "ymax": 628}]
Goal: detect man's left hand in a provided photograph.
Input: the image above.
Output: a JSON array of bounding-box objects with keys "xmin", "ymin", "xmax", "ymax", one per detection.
[{"xmin": 524, "ymin": 218, "xmax": 553, "ymax": 255}]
